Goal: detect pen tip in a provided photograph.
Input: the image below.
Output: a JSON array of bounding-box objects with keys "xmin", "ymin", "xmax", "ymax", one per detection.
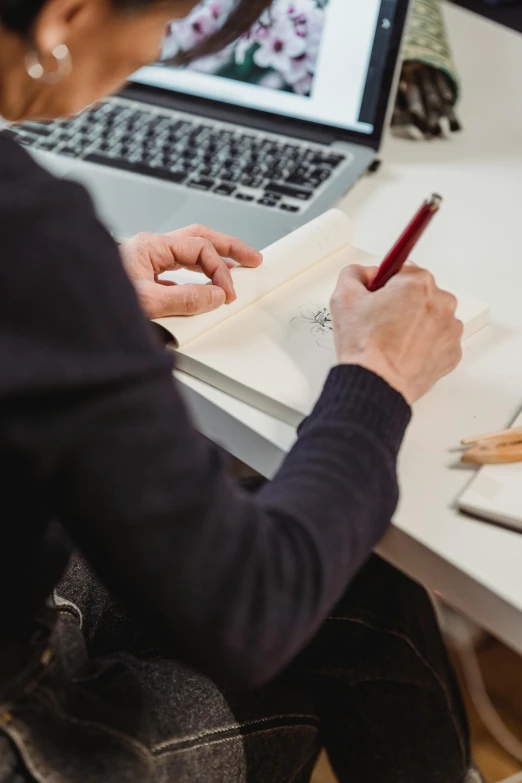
[{"xmin": 429, "ymin": 193, "xmax": 443, "ymax": 210}]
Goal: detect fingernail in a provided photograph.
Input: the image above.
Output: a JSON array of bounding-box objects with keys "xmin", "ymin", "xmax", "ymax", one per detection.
[{"xmin": 211, "ymin": 288, "xmax": 226, "ymax": 307}]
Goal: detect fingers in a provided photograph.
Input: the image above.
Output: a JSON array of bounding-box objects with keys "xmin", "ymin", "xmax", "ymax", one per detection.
[
  {"xmin": 441, "ymin": 329, "xmax": 463, "ymax": 376},
  {"xmin": 388, "ymin": 264, "xmax": 436, "ymax": 299},
  {"xmin": 170, "ymin": 284, "xmax": 227, "ymax": 316},
  {"xmin": 331, "ymin": 265, "xmax": 382, "ymax": 311},
  {"xmin": 455, "ymin": 318, "xmax": 464, "ymax": 340},
  {"xmin": 441, "ymin": 305, "xmax": 463, "ymax": 375},
  {"xmin": 339, "ymin": 264, "xmax": 380, "ymax": 289},
  {"xmin": 394, "ymin": 270, "xmax": 461, "ymax": 343},
  {"xmin": 123, "ymin": 227, "xmax": 261, "ymax": 318},
  {"xmin": 336, "ymin": 263, "xmax": 434, "ymax": 299},
  {"xmin": 135, "ymin": 280, "xmax": 226, "ymax": 319},
  {"xmin": 166, "ymin": 256, "xmax": 238, "ymax": 273},
  {"xmin": 339, "ymin": 264, "xmax": 457, "ymax": 321},
  {"xmin": 164, "ymin": 236, "xmax": 236, "ymax": 303},
  {"xmin": 437, "ymin": 290, "xmax": 458, "ymax": 316},
  {"xmin": 390, "ymin": 268, "xmax": 459, "ymax": 320},
  {"xmin": 169, "ymin": 225, "xmax": 263, "ymax": 268}
]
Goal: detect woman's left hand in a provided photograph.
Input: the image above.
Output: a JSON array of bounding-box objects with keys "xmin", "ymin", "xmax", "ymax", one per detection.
[{"xmin": 120, "ymin": 225, "xmax": 263, "ymax": 319}]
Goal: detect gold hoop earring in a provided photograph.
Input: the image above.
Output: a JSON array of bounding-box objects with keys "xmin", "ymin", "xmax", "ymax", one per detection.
[{"xmin": 25, "ymin": 44, "xmax": 72, "ymax": 85}]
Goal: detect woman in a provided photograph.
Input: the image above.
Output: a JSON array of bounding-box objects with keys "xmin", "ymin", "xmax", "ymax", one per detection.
[{"xmin": 0, "ymin": 1, "xmax": 472, "ymax": 782}]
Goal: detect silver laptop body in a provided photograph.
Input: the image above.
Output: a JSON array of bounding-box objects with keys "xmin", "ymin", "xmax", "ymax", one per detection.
[{"xmin": 12, "ymin": 0, "xmax": 409, "ymax": 248}]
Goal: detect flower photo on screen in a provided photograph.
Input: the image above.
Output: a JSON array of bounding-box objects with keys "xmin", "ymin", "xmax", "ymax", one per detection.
[{"xmin": 162, "ymin": 0, "xmax": 330, "ymax": 97}]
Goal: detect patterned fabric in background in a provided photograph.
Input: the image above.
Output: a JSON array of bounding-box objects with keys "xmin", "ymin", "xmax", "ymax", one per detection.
[{"xmin": 402, "ymin": 0, "xmax": 459, "ymax": 102}]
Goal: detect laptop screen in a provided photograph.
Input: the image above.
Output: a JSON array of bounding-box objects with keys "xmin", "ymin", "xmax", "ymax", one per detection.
[{"xmin": 132, "ymin": 0, "xmax": 399, "ymax": 137}]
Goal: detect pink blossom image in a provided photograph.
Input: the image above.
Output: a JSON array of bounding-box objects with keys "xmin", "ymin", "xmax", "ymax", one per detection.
[{"xmin": 161, "ymin": 0, "xmax": 330, "ymax": 98}]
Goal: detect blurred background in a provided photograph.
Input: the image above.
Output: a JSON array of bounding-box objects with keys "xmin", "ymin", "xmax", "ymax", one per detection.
[{"xmin": 453, "ymin": 0, "xmax": 522, "ymax": 32}]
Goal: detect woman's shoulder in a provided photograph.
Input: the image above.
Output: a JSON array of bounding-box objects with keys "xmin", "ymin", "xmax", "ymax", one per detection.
[
  {"xmin": 0, "ymin": 134, "xmax": 117, "ymax": 281},
  {"xmin": 0, "ymin": 135, "xmax": 167, "ymax": 389},
  {"xmin": 0, "ymin": 134, "xmax": 92, "ymax": 220},
  {"xmin": 0, "ymin": 133, "xmax": 129, "ymax": 314}
]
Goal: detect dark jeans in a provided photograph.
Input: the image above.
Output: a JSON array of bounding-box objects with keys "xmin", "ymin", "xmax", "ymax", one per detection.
[{"xmin": 0, "ymin": 551, "xmax": 470, "ymax": 783}]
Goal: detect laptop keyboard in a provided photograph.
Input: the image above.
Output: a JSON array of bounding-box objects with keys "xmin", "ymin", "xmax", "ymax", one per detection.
[{"xmin": 7, "ymin": 99, "xmax": 353, "ymax": 213}]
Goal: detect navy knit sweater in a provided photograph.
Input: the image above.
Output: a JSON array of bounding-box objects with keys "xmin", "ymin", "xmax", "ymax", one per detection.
[{"xmin": 0, "ymin": 136, "xmax": 410, "ymax": 687}]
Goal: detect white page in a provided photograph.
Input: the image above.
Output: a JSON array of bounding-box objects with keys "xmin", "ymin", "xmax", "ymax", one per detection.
[
  {"xmin": 178, "ymin": 246, "xmax": 489, "ymax": 424},
  {"xmin": 155, "ymin": 209, "xmax": 354, "ymax": 347},
  {"xmin": 176, "ymin": 245, "xmax": 490, "ymax": 425},
  {"xmin": 459, "ymin": 412, "xmax": 522, "ymax": 531}
]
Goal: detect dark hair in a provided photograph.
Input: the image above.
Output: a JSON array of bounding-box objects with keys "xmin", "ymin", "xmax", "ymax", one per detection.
[{"xmin": 0, "ymin": 0, "xmax": 273, "ymax": 62}]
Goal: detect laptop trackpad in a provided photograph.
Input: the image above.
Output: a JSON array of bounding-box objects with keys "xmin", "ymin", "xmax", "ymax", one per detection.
[{"xmin": 64, "ymin": 166, "xmax": 188, "ymax": 240}]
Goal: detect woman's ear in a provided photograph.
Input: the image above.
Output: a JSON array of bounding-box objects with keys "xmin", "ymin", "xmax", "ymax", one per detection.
[{"xmin": 31, "ymin": 0, "xmax": 107, "ymax": 54}]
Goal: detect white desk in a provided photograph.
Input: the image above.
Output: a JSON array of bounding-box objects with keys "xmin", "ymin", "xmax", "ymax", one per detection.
[{"xmin": 177, "ymin": 3, "xmax": 522, "ymax": 655}]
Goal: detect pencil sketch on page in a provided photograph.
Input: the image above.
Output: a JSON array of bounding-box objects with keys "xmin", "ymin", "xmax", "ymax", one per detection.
[{"xmin": 290, "ymin": 305, "xmax": 334, "ymax": 350}]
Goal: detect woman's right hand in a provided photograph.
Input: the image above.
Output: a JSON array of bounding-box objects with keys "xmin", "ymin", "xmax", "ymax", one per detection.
[{"xmin": 330, "ymin": 264, "xmax": 463, "ymax": 405}]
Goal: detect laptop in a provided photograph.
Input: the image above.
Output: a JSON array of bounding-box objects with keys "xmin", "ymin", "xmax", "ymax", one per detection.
[{"xmin": 10, "ymin": 0, "xmax": 409, "ymax": 248}]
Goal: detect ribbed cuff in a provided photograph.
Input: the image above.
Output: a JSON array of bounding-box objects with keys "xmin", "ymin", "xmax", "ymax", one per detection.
[{"xmin": 304, "ymin": 364, "xmax": 412, "ymax": 458}]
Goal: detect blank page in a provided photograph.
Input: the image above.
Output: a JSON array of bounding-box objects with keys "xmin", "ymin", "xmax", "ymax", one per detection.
[{"xmin": 459, "ymin": 412, "xmax": 522, "ymax": 531}]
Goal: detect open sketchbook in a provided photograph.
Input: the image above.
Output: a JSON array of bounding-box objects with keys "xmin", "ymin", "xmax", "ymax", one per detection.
[
  {"xmin": 459, "ymin": 412, "xmax": 522, "ymax": 533},
  {"xmin": 156, "ymin": 210, "xmax": 490, "ymax": 426}
]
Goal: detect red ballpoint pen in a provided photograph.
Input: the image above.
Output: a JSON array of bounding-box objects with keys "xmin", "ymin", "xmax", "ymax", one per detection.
[{"xmin": 368, "ymin": 193, "xmax": 443, "ymax": 292}]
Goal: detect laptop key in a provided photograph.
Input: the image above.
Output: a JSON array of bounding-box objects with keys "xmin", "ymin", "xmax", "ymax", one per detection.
[
  {"xmin": 85, "ymin": 153, "xmax": 137, "ymax": 173},
  {"xmin": 308, "ymin": 154, "xmax": 328, "ymax": 166},
  {"xmin": 84, "ymin": 153, "xmax": 187, "ymax": 184},
  {"xmin": 312, "ymin": 169, "xmax": 332, "ymax": 184},
  {"xmin": 23, "ymin": 123, "xmax": 52, "ymax": 136},
  {"xmin": 135, "ymin": 164, "xmax": 187, "ymax": 184},
  {"xmin": 280, "ymin": 203, "xmax": 300, "ymax": 213},
  {"xmin": 59, "ymin": 146, "xmax": 80, "ymax": 157},
  {"xmin": 328, "ymin": 154, "xmax": 346, "ymax": 167},
  {"xmin": 214, "ymin": 183, "xmax": 236, "ymax": 196},
  {"xmin": 17, "ymin": 135, "xmax": 38, "ymax": 147},
  {"xmin": 266, "ymin": 183, "xmax": 313, "ymax": 201},
  {"xmin": 188, "ymin": 177, "xmax": 214, "ymax": 191},
  {"xmin": 221, "ymin": 173, "xmax": 240, "ymax": 184},
  {"xmin": 285, "ymin": 174, "xmax": 309, "ymax": 187}
]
